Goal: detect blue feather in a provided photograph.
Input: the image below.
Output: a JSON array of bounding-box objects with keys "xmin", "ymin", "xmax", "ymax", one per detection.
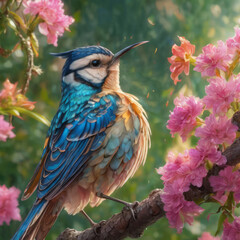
[{"xmin": 11, "ymin": 200, "xmax": 47, "ymax": 240}]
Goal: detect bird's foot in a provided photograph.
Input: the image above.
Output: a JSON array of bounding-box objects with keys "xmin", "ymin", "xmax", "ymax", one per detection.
[
  {"xmin": 122, "ymin": 201, "xmax": 139, "ymax": 220},
  {"xmin": 92, "ymin": 220, "xmax": 106, "ymax": 236},
  {"xmin": 96, "ymin": 192, "xmax": 138, "ymax": 220}
]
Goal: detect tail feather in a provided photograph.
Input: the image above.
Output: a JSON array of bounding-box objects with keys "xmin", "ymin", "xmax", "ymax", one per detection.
[
  {"xmin": 12, "ymin": 199, "xmax": 63, "ymax": 240},
  {"xmin": 11, "ymin": 200, "xmax": 47, "ymax": 240}
]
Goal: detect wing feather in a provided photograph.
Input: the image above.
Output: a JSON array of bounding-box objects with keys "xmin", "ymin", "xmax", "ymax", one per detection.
[{"xmin": 35, "ymin": 95, "xmax": 118, "ymax": 201}]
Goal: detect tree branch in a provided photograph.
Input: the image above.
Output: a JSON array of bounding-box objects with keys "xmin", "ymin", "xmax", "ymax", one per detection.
[{"xmin": 56, "ymin": 136, "xmax": 240, "ymax": 240}]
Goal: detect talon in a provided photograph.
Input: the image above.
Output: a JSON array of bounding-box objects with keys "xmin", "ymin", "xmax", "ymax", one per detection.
[
  {"xmin": 93, "ymin": 220, "xmax": 106, "ymax": 236},
  {"xmin": 123, "ymin": 203, "xmax": 137, "ymax": 220}
]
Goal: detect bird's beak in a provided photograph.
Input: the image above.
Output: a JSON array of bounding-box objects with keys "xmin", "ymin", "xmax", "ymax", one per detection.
[{"xmin": 110, "ymin": 41, "xmax": 149, "ymax": 65}]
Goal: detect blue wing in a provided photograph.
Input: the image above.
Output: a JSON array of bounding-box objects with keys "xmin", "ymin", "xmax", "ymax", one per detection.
[{"xmin": 34, "ymin": 95, "xmax": 118, "ymax": 201}]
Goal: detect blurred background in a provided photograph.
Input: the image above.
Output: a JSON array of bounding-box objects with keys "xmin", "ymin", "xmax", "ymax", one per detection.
[{"xmin": 1, "ymin": 0, "xmax": 240, "ymax": 239}]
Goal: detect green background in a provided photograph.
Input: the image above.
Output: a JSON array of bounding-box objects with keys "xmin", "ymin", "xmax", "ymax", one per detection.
[{"xmin": 0, "ymin": 0, "xmax": 239, "ymax": 239}]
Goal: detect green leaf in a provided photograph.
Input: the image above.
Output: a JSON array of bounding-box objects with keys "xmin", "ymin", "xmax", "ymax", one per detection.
[
  {"xmin": 215, "ymin": 212, "xmax": 227, "ymax": 236},
  {"xmin": 236, "ymin": 202, "xmax": 240, "ymax": 208},
  {"xmin": 14, "ymin": 107, "xmax": 50, "ymax": 126},
  {"xmin": 8, "ymin": 109, "xmax": 21, "ymax": 117},
  {"xmin": 7, "ymin": 18, "xmax": 16, "ymax": 31},
  {"xmin": 30, "ymin": 33, "xmax": 39, "ymax": 57},
  {"xmin": 8, "ymin": 11, "xmax": 27, "ymax": 32}
]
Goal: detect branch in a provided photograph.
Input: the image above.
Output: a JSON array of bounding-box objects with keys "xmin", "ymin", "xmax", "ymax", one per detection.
[
  {"xmin": 57, "ymin": 113, "xmax": 240, "ymax": 239},
  {"xmin": 57, "ymin": 189, "xmax": 164, "ymax": 240},
  {"xmin": 57, "ymin": 135, "xmax": 240, "ymax": 240}
]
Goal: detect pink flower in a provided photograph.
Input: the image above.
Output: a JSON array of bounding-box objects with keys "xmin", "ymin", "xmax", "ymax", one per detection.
[
  {"xmin": 167, "ymin": 95, "xmax": 203, "ymax": 142},
  {"xmin": 157, "ymin": 150, "xmax": 207, "ymax": 192},
  {"xmin": 0, "ymin": 79, "xmax": 17, "ymax": 102},
  {"xmin": 233, "ymin": 74, "xmax": 240, "ymax": 101},
  {"xmin": 0, "ymin": 185, "xmax": 21, "ymax": 225},
  {"xmin": 0, "ymin": 79, "xmax": 35, "ymax": 110},
  {"xmin": 195, "ymin": 114, "xmax": 238, "ymax": 146},
  {"xmin": 223, "ymin": 217, "xmax": 240, "ymax": 240},
  {"xmin": 209, "ymin": 166, "xmax": 240, "ymax": 194},
  {"xmin": 162, "ymin": 181, "xmax": 204, "ymax": 233},
  {"xmin": 0, "ymin": 115, "xmax": 15, "ymax": 141},
  {"xmin": 227, "ymin": 27, "xmax": 240, "ymax": 55},
  {"xmin": 194, "ymin": 41, "xmax": 231, "ymax": 77},
  {"xmin": 198, "ymin": 232, "xmax": 220, "ymax": 240},
  {"xmin": 189, "ymin": 143, "xmax": 226, "ymax": 166},
  {"xmin": 203, "ymin": 77, "xmax": 236, "ymax": 115},
  {"xmin": 168, "ymin": 36, "xmax": 195, "ymax": 85},
  {"xmin": 23, "ymin": 0, "xmax": 74, "ymax": 46}
]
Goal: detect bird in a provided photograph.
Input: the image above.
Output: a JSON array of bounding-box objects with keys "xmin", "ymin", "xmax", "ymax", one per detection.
[{"xmin": 12, "ymin": 41, "xmax": 151, "ymax": 240}]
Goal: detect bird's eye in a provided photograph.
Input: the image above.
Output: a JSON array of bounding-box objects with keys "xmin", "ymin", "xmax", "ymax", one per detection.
[{"xmin": 91, "ymin": 59, "xmax": 101, "ymax": 67}]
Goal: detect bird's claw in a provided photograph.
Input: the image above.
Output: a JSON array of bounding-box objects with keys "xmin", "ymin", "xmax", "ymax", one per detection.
[
  {"xmin": 92, "ymin": 220, "xmax": 106, "ymax": 236},
  {"xmin": 123, "ymin": 201, "xmax": 139, "ymax": 220}
]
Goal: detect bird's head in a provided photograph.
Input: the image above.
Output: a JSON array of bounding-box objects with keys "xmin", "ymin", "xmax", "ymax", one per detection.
[{"xmin": 51, "ymin": 41, "xmax": 148, "ymax": 91}]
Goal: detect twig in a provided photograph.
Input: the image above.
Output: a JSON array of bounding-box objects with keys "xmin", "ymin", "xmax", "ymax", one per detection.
[
  {"xmin": 16, "ymin": 32, "xmax": 34, "ymax": 94},
  {"xmin": 15, "ymin": 0, "xmax": 24, "ymax": 12}
]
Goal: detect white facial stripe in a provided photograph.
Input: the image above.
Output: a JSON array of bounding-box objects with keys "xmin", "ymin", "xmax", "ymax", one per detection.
[
  {"xmin": 63, "ymin": 73, "xmax": 81, "ymax": 86},
  {"xmin": 69, "ymin": 54, "xmax": 112, "ymax": 70},
  {"xmin": 77, "ymin": 68, "xmax": 107, "ymax": 84}
]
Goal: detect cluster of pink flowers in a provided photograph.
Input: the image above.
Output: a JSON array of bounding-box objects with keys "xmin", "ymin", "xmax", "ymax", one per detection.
[
  {"xmin": 0, "ymin": 79, "xmax": 35, "ymax": 110},
  {"xmin": 160, "ymin": 27, "xmax": 240, "ymax": 238},
  {"xmin": 23, "ymin": 0, "xmax": 74, "ymax": 46},
  {"xmin": 223, "ymin": 217, "xmax": 240, "ymax": 240},
  {"xmin": 0, "ymin": 79, "xmax": 36, "ymax": 141},
  {"xmin": 0, "ymin": 115, "xmax": 15, "ymax": 141},
  {"xmin": 0, "ymin": 185, "xmax": 21, "ymax": 225},
  {"xmin": 194, "ymin": 40, "xmax": 231, "ymax": 77},
  {"xmin": 167, "ymin": 95, "xmax": 203, "ymax": 142},
  {"xmin": 157, "ymin": 151, "xmax": 206, "ymax": 232}
]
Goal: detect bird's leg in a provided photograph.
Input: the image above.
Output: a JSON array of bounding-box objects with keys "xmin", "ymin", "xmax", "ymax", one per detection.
[
  {"xmin": 96, "ymin": 192, "xmax": 138, "ymax": 220},
  {"xmin": 80, "ymin": 210, "xmax": 96, "ymax": 226}
]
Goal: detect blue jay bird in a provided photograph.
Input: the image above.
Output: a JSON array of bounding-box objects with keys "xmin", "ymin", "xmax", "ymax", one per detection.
[{"xmin": 12, "ymin": 41, "xmax": 151, "ymax": 240}]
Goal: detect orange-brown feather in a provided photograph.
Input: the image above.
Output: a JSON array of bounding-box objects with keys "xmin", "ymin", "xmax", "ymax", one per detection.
[{"xmin": 22, "ymin": 138, "xmax": 49, "ymax": 201}]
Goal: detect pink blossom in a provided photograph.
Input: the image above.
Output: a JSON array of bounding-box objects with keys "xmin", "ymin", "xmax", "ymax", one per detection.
[
  {"xmin": 23, "ymin": 0, "xmax": 74, "ymax": 46},
  {"xmin": 223, "ymin": 217, "xmax": 240, "ymax": 240},
  {"xmin": 233, "ymin": 73, "xmax": 240, "ymax": 101},
  {"xmin": 227, "ymin": 27, "xmax": 240, "ymax": 55},
  {"xmin": 209, "ymin": 166, "xmax": 240, "ymax": 194},
  {"xmin": 0, "ymin": 185, "xmax": 21, "ymax": 225},
  {"xmin": 0, "ymin": 115, "xmax": 15, "ymax": 141},
  {"xmin": 194, "ymin": 41, "xmax": 231, "ymax": 77},
  {"xmin": 0, "ymin": 79, "xmax": 17, "ymax": 101},
  {"xmin": 157, "ymin": 151, "xmax": 207, "ymax": 192},
  {"xmin": 195, "ymin": 114, "xmax": 238, "ymax": 146},
  {"xmin": 162, "ymin": 181, "xmax": 204, "ymax": 233},
  {"xmin": 168, "ymin": 36, "xmax": 195, "ymax": 85},
  {"xmin": 203, "ymin": 77, "xmax": 236, "ymax": 115},
  {"xmin": 167, "ymin": 95, "xmax": 203, "ymax": 142},
  {"xmin": 0, "ymin": 79, "xmax": 35, "ymax": 110},
  {"xmin": 198, "ymin": 232, "xmax": 220, "ymax": 240},
  {"xmin": 189, "ymin": 143, "xmax": 226, "ymax": 166}
]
